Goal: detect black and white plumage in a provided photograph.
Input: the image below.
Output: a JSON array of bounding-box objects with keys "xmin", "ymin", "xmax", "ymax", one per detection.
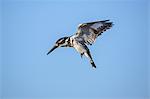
[{"xmin": 47, "ymin": 20, "xmax": 113, "ymax": 68}]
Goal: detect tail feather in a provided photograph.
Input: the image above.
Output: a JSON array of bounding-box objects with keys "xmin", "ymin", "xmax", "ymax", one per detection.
[
  {"xmin": 90, "ymin": 60, "xmax": 96, "ymax": 68},
  {"xmin": 82, "ymin": 44, "xmax": 97, "ymax": 69}
]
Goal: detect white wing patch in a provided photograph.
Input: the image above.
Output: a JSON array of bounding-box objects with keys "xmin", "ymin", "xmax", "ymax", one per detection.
[{"xmin": 91, "ymin": 23, "xmax": 103, "ymax": 30}]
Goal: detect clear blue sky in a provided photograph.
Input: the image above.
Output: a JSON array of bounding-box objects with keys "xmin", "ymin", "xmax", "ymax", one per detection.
[{"xmin": 0, "ymin": 0, "xmax": 149, "ymax": 99}]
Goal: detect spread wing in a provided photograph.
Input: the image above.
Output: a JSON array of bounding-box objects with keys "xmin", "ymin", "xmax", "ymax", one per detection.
[{"xmin": 76, "ymin": 20, "xmax": 113, "ymax": 45}]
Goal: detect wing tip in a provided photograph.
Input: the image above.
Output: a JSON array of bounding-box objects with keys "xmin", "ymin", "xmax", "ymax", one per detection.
[
  {"xmin": 100, "ymin": 19, "xmax": 110, "ymax": 22},
  {"xmin": 99, "ymin": 20, "xmax": 114, "ymax": 27},
  {"xmin": 105, "ymin": 20, "xmax": 114, "ymax": 27}
]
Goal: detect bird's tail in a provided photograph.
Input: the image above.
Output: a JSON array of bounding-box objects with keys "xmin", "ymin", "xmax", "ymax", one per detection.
[{"xmin": 90, "ymin": 60, "xmax": 96, "ymax": 68}]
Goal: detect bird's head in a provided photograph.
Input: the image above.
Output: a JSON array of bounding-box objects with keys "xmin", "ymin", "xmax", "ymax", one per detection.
[{"xmin": 47, "ymin": 37, "xmax": 69, "ymax": 55}]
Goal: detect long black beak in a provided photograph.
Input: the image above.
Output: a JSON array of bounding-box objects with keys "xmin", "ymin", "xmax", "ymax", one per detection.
[{"xmin": 47, "ymin": 45, "xmax": 58, "ymax": 55}]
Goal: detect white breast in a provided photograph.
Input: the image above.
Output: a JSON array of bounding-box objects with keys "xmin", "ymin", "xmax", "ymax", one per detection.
[{"xmin": 73, "ymin": 40, "xmax": 86, "ymax": 54}]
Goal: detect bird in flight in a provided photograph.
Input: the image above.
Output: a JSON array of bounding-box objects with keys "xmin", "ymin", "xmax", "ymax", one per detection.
[{"xmin": 47, "ymin": 20, "xmax": 113, "ymax": 68}]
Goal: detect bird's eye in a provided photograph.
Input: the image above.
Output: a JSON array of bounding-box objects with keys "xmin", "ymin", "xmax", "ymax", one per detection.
[{"xmin": 61, "ymin": 40, "xmax": 65, "ymax": 44}]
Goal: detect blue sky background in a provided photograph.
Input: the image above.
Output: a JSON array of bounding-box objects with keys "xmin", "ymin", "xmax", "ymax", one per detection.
[
  {"xmin": 0, "ymin": 0, "xmax": 2, "ymax": 98},
  {"xmin": 148, "ymin": 0, "xmax": 150, "ymax": 97},
  {"xmin": 0, "ymin": 0, "xmax": 149, "ymax": 99}
]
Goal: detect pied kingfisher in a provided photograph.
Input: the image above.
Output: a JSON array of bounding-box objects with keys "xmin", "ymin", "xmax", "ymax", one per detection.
[{"xmin": 47, "ymin": 20, "xmax": 113, "ymax": 68}]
